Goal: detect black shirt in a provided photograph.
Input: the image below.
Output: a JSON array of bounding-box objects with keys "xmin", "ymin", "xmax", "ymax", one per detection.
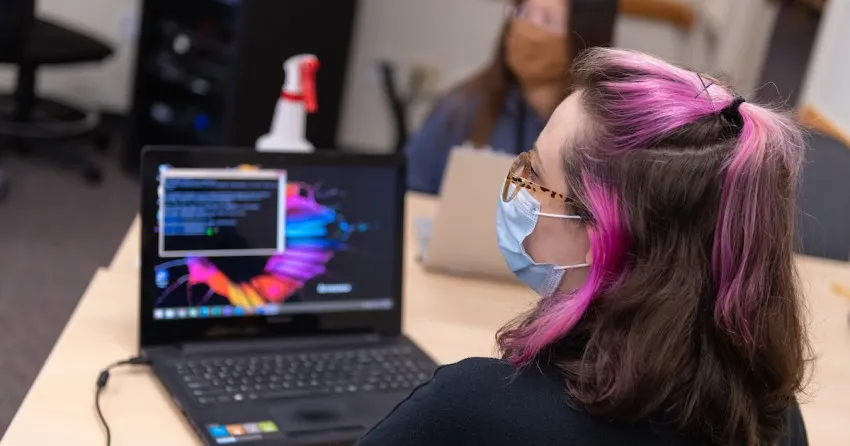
[{"xmin": 357, "ymin": 358, "xmax": 808, "ymax": 446}]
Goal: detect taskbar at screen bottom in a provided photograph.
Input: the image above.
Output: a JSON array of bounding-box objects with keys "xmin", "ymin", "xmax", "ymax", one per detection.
[{"xmin": 153, "ymin": 298, "xmax": 394, "ymax": 321}]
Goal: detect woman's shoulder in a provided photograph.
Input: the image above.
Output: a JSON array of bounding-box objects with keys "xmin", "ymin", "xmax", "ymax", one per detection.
[
  {"xmin": 435, "ymin": 357, "xmax": 553, "ymax": 382},
  {"xmin": 428, "ymin": 357, "xmax": 568, "ymax": 408},
  {"xmin": 438, "ymin": 356, "xmax": 510, "ymax": 375},
  {"xmin": 357, "ymin": 358, "xmax": 570, "ymax": 445}
]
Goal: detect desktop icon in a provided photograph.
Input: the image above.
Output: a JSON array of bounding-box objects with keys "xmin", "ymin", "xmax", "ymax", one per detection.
[
  {"xmin": 164, "ymin": 309, "xmax": 176, "ymax": 319},
  {"xmin": 256, "ymin": 306, "xmax": 265, "ymax": 316},
  {"xmin": 226, "ymin": 424, "xmax": 246, "ymax": 436},
  {"xmin": 176, "ymin": 308, "xmax": 188, "ymax": 319},
  {"xmin": 233, "ymin": 307, "xmax": 244, "ymax": 316},
  {"xmin": 155, "ymin": 269, "xmax": 169, "ymax": 289},
  {"xmin": 264, "ymin": 305, "xmax": 279, "ymax": 316},
  {"xmin": 222, "ymin": 306, "xmax": 233, "ymax": 316},
  {"xmin": 257, "ymin": 421, "xmax": 278, "ymax": 433},
  {"xmin": 153, "ymin": 309, "xmax": 164, "ymax": 319},
  {"xmin": 188, "ymin": 307, "xmax": 199, "ymax": 318},
  {"xmin": 207, "ymin": 425, "xmax": 229, "ymax": 438},
  {"xmin": 199, "ymin": 307, "xmax": 210, "ymax": 318},
  {"xmin": 212, "ymin": 306, "xmax": 222, "ymax": 317},
  {"xmin": 242, "ymin": 423, "xmax": 261, "ymax": 434}
]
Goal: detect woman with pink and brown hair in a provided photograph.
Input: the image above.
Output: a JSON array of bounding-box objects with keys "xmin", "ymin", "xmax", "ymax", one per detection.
[{"xmin": 360, "ymin": 48, "xmax": 810, "ymax": 446}]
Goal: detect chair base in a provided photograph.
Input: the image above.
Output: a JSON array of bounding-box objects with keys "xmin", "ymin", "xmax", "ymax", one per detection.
[
  {"xmin": 0, "ymin": 93, "xmax": 109, "ymax": 186},
  {"xmin": 0, "ymin": 95, "xmax": 101, "ymax": 138}
]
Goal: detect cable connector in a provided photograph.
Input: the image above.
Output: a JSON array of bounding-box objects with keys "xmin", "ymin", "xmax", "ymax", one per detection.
[
  {"xmin": 124, "ymin": 355, "xmax": 151, "ymax": 366},
  {"xmin": 97, "ymin": 370, "xmax": 110, "ymax": 389},
  {"xmin": 95, "ymin": 355, "xmax": 151, "ymax": 389}
]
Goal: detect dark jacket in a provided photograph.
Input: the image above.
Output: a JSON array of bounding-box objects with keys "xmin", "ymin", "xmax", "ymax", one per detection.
[{"xmin": 358, "ymin": 357, "xmax": 808, "ymax": 446}]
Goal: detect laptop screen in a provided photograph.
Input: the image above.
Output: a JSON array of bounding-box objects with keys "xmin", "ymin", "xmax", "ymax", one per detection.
[{"xmin": 147, "ymin": 160, "xmax": 400, "ymax": 324}]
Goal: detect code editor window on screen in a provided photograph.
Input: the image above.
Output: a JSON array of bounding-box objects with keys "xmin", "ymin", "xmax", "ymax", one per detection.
[{"xmin": 159, "ymin": 168, "xmax": 287, "ymax": 257}]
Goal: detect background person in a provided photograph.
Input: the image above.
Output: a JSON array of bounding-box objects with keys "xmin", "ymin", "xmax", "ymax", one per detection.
[{"xmin": 405, "ymin": 0, "xmax": 617, "ymax": 194}]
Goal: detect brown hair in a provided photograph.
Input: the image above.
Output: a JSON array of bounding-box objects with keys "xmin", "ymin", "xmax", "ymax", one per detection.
[
  {"xmin": 446, "ymin": 0, "xmax": 616, "ymax": 146},
  {"xmin": 498, "ymin": 48, "xmax": 811, "ymax": 445}
]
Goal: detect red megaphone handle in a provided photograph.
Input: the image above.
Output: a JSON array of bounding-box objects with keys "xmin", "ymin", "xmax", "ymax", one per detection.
[{"xmin": 301, "ymin": 59, "xmax": 319, "ymax": 113}]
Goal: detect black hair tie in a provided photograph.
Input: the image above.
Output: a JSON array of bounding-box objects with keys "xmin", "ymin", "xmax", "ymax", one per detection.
[{"xmin": 720, "ymin": 96, "xmax": 746, "ymax": 129}]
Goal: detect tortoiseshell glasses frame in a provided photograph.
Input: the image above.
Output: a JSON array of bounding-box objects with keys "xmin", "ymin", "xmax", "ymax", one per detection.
[{"xmin": 501, "ymin": 149, "xmax": 593, "ymax": 221}]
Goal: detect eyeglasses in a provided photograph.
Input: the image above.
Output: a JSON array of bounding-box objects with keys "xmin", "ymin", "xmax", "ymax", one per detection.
[
  {"xmin": 507, "ymin": 3, "xmax": 567, "ymax": 36},
  {"xmin": 501, "ymin": 149, "xmax": 576, "ymax": 202}
]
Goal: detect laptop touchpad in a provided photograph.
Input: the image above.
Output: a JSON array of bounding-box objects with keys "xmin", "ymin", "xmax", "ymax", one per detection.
[{"xmin": 270, "ymin": 400, "xmax": 366, "ymax": 434}]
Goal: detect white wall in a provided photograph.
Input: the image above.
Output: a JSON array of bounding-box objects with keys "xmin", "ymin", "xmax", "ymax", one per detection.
[
  {"xmin": 614, "ymin": 18, "xmax": 692, "ymax": 66},
  {"xmin": 0, "ymin": 0, "xmax": 140, "ymax": 112},
  {"xmin": 802, "ymin": 0, "xmax": 850, "ymax": 133},
  {"xmin": 691, "ymin": 0, "xmax": 779, "ymax": 93}
]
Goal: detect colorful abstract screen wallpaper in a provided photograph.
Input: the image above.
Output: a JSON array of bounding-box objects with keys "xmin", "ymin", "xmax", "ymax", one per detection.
[{"xmin": 151, "ymin": 163, "xmax": 399, "ymax": 321}]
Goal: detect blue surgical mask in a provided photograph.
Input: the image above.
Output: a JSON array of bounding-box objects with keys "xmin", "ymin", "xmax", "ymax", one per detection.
[{"xmin": 496, "ymin": 185, "xmax": 589, "ymax": 297}]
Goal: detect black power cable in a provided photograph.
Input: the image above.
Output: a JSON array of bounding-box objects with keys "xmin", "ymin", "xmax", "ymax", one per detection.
[{"xmin": 95, "ymin": 355, "xmax": 152, "ymax": 446}]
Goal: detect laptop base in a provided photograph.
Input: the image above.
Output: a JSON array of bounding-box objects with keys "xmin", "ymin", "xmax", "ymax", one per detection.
[{"xmin": 147, "ymin": 335, "xmax": 435, "ymax": 446}]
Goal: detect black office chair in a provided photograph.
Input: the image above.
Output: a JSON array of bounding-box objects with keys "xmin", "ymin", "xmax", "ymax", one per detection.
[
  {"xmin": 796, "ymin": 131, "xmax": 850, "ymax": 260},
  {"xmin": 0, "ymin": 0, "xmax": 114, "ymax": 197}
]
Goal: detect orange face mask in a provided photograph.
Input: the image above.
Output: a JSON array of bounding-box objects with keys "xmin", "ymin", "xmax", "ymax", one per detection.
[{"xmin": 505, "ymin": 19, "xmax": 569, "ymax": 87}]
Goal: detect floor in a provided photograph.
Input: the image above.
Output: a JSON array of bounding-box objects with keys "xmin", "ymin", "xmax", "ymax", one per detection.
[{"xmin": 0, "ymin": 141, "xmax": 138, "ymax": 435}]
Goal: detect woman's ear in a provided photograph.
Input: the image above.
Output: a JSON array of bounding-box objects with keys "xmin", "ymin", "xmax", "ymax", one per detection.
[{"xmin": 584, "ymin": 236, "xmax": 593, "ymax": 266}]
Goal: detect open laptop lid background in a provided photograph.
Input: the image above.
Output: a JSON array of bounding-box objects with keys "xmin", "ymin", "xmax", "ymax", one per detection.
[
  {"xmin": 139, "ymin": 147, "xmax": 405, "ymax": 347},
  {"xmin": 421, "ymin": 147, "xmax": 518, "ymax": 282}
]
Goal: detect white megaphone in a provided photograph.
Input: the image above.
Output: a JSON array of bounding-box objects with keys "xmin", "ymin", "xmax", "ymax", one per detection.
[{"xmin": 256, "ymin": 54, "xmax": 320, "ymax": 152}]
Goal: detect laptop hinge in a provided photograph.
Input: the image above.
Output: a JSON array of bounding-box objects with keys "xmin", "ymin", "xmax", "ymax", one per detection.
[{"xmin": 178, "ymin": 333, "xmax": 386, "ymax": 356}]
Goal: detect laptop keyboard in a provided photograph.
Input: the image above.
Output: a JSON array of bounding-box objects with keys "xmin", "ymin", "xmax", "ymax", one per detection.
[{"xmin": 175, "ymin": 345, "xmax": 435, "ymax": 405}]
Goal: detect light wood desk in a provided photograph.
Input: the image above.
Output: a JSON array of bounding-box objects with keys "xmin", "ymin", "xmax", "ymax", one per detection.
[
  {"xmin": 3, "ymin": 194, "xmax": 849, "ymax": 445},
  {"xmin": 108, "ymin": 216, "xmax": 139, "ymax": 273}
]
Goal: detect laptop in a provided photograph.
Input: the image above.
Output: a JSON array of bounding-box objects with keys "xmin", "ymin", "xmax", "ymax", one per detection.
[
  {"xmin": 139, "ymin": 147, "xmax": 437, "ymax": 446},
  {"xmin": 419, "ymin": 147, "xmax": 517, "ymax": 282}
]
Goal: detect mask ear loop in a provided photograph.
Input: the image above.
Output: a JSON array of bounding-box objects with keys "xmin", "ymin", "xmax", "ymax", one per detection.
[
  {"xmin": 554, "ymin": 263, "xmax": 589, "ymax": 271},
  {"xmin": 536, "ymin": 212, "xmax": 583, "ymax": 219},
  {"xmin": 535, "ymin": 212, "xmax": 589, "ymax": 270}
]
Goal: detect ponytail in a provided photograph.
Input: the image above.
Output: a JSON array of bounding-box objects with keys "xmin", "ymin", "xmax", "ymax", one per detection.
[{"xmin": 711, "ymin": 101, "xmax": 804, "ymax": 348}]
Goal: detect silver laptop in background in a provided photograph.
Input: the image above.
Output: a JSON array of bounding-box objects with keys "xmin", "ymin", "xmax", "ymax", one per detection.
[{"xmin": 418, "ymin": 147, "xmax": 519, "ymax": 283}]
